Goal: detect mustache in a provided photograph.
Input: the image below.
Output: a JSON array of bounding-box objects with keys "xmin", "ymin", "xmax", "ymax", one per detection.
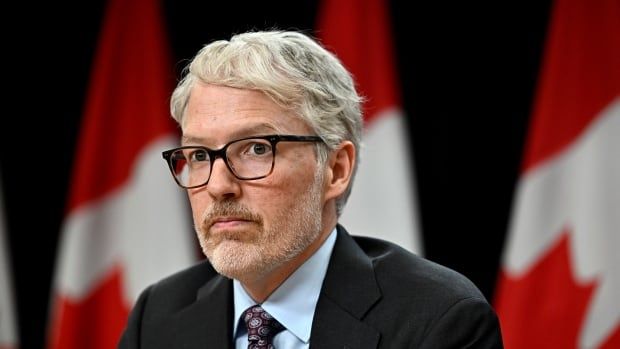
[{"xmin": 201, "ymin": 200, "xmax": 263, "ymax": 229}]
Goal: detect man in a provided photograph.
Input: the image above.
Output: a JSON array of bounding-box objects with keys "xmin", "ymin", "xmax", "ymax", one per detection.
[{"xmin": 118, "ymin": 30, "xmax": 503, "ymax": 348}]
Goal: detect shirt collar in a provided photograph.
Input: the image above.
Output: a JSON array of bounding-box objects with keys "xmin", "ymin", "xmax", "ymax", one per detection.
[{"xmin": 233, "ymin": 227, "xmax": 337, "ymax": 343}]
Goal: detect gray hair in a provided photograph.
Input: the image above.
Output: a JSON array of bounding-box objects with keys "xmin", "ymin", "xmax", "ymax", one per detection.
[{"xmin": 170, "ymin": 30, "xmax": 363, "ymax": 216}]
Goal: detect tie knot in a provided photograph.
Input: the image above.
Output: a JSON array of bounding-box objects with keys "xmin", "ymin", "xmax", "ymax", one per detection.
[{"xmin": 242, "ymin": 305, "xmax": 284, "ymax": 348}]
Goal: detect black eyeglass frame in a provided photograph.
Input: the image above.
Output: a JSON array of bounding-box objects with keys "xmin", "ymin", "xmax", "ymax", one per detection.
[{"xmin": 162, "ymin": 134, "xmax": 325, "ymax": 189}]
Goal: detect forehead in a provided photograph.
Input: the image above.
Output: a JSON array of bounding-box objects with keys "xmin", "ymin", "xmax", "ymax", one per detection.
[{"xmin": 182, "ymin": 83, "xmax": 310, "ymax": 145}]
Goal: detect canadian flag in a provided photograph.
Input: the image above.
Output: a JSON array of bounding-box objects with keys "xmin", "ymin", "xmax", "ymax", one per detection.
[
  {"xmin": 0, "ymin": 172, "xmax": 18, "ymax": 349},
  {"xmin": 46, "ymin": 0, "xmax": 196, "ymax": 348},
  {"xmin": 494, "ymin": 0, "xmax": 620, "ymax": 348},
  {"xmin": 317, "ymin": 0, "xmax": 422, "ymax": 253}
]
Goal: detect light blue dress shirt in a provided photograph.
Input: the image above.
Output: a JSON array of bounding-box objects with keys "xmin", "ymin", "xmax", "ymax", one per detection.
[{"xmin": 233, "ymin": 227, "xmax": 337, "ymax": 348}]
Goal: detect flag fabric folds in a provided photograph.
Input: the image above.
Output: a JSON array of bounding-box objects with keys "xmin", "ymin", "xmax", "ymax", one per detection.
[
  {"xmin": 0, "ymin": 171, "xmax": 18, "ymax": 349},
  {"xmin": 317, "ymin": 0, "xmax": 422, "ymax": 253},
  {"xmin": 494, "ymin": 0, "xmax": 620, "ymax": 348},
  {"xmin": 46, "ymin": 0, "xmax": 196, "ymax": 348}
]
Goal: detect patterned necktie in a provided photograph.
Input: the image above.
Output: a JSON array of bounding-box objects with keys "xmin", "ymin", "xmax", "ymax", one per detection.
[{"xmin": 242, "ymin": 305, "xmax": 285, "ymax": 349}]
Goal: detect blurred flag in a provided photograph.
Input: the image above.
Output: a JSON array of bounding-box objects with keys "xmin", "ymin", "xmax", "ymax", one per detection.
[
  {"xmin": 46, "ymin": 0, "xmax": 196, "ymax": 348},
  {"xmin": 317, "ymin": 0, "xmax": 422, "ymax": 253},
  {"xmin": 0, "ymin": 172, "xmax": 18, "ymax": 349},
  {"xmin": 494, "ymin": 0, "xmax": 620, "ymax": 348}
]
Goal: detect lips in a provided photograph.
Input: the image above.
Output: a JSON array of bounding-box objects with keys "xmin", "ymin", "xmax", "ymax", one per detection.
[{"xmin": 210, "ymin": 217, "xmax": 251, "ymax": 229}]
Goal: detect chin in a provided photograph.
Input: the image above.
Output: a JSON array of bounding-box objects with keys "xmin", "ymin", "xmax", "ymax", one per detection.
[{"xmin": 206, "ymin": 240, "xmax": 271, "ymax": 280}]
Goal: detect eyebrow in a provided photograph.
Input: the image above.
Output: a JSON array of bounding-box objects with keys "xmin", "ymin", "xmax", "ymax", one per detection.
[{"xmin": 181, "ymin": 123, "xmax": 282, "ymax": 146}]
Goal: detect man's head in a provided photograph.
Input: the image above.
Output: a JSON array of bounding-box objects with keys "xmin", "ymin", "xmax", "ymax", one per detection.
[
  {"xmin": 171, "ymin": 31, "xmax": 363, "ymax": 213},
  {"xmin": 167, "ymin": 30, "xmax": 362, "ymax": 288}
]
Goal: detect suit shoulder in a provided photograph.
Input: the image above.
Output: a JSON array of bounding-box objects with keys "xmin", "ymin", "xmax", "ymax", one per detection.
[
  {"xmin": 353, "ymin": 235, "xmax": 486, "ymax": 302},
  {"xmin": 152, "ymin": 259, "xmax": 217, "ymax": 290},
  {"xmin": 142, "ymin": 259, "xmax": 219, "ymax": 311}
]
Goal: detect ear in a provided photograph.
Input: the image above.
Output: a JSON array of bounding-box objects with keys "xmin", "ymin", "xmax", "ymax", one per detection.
[{"xmin": 324, "ymin": 141, "xmax": 356, "ymax": 202}]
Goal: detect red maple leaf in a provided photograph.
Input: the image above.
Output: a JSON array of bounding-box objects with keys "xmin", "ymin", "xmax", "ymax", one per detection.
[
  {"xmin": 495, "ymin": 231, "xmax": 599, "ymax": 348},
  {"xmin": 495, "ymin": 231, "xmax": 620, "ymax": 348},
  {"xmin": 47, "ymin": 265, "xmax": 130, "ymax": 349}
]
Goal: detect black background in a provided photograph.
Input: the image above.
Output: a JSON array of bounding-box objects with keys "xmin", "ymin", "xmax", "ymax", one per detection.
[{"xmin": 1, "ymin": 1, "xmax": 552, "ymax": 348}]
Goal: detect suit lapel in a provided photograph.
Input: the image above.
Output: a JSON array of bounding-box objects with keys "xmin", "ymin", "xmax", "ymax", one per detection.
[
  {"xmin": 310, "ymin": 226, "xmax": 381, "ymax": 349},
  {"xmin": 173, "ymin": 274, "xmax": 233, "ymax": 349}
]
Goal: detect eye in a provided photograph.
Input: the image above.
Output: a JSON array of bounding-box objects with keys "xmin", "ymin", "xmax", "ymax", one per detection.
[
  {"xmin": 247, "ymin": 142, "xmax": 272, "ymax": 156},
  {"xmin": 189, "ymin": 149, "xmax": 209, "ymax": 162}
]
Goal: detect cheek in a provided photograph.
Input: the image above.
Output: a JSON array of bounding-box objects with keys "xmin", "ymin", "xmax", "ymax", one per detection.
[
  {"xmin": 265, "ymin": 173, "xmax": 316, "ymax": 206},
  {"xmin": 244, "ymin": 181, "xmax": 293, "ymax": 215},
  {"xmin": 188, "ymin": 191, "xmax": 209, "ymax": 222}
]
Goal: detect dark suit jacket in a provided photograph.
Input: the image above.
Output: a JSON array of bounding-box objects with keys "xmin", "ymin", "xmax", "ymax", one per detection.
[{"xmin": 118, "ymin": 225, "xmax": 503, "ymax": 348}]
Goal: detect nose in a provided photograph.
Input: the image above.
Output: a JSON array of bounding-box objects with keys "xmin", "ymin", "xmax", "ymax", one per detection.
[{"xmin": 206, "ymin": 157, "xmax": 241, "ymax": 200}]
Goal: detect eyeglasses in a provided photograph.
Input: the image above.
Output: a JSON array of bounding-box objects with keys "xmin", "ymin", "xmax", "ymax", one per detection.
[{"xmin": 162, "ymin": 134, "xmax": 325, "ymax": 189}]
